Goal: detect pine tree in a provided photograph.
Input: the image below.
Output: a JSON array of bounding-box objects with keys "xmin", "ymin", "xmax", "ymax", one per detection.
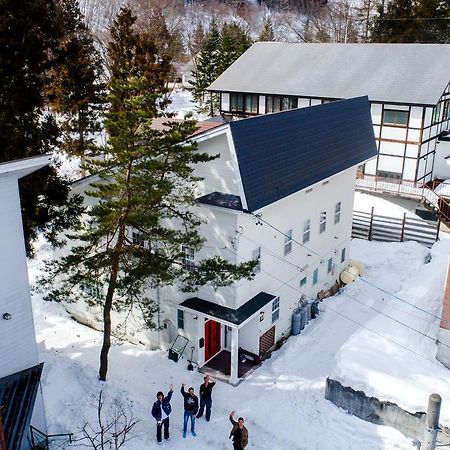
[
  {"xmin": 38, "ymin": 7, "xmax": 255, "ymax": 381},
  {"xmin": 191, "ymin": 20, "xmax": 221, "ymax": 117},
  {"xmin": 218, "ymin": 23, "xmax": 253, "ymax": 74},
  {"xmin": 259, "ymin": 18, "xmax": 275, "ymax": 41},
  {"xmin": 46, "ymin": 0, "xmax": 104, "ymax": 157},
  {"xmin": 371, "ymin": 0, "xmax": 449, "ymax": 43},
  {"xmin": 0, "ymin": 0, "xmax": 84, "ymax": 256}
]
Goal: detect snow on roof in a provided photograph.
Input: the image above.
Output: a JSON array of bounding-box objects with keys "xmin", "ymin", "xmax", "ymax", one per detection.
[
  {"xmin": 208, "ymin": 42, "xmax": 450, "ymax": 106},
  {"xmin": 0, "ymin": 155, "xmax": 51, "ymax": 179}
]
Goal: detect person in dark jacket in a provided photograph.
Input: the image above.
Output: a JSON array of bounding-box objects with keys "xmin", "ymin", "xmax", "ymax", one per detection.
[
  {"xmin": 196, "ymin": 375, "xmax": 216, "ymax": 421},
  {"xmin": 181, "ymin": 384, "xmax": 199, "ymax": 438},
  {"xmin": 151, "ymin": 384, "xmax": 174, "ymax": 443},
  {"xmin": 229, "ymin": 411, "xmax": 248, "ymax": 450}
]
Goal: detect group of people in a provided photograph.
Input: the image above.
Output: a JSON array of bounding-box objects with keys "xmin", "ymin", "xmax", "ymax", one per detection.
[{"xmin": 151, "ymin": 375, "xmax": 249, "ymax": 449}]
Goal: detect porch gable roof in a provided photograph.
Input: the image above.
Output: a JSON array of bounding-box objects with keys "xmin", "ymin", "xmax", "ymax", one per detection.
[{"xmin": 180, "ymin": 292, "xmax": 276, "ymax": 326}]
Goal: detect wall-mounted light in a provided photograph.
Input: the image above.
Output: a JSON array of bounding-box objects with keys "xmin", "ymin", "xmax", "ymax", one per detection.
[
  {"xmin": 334, "ymin": 236, "xmax": 339, "ymax": 240},
  {"xmin": 445, "ymin": 155, "xmax": 450, "ymax": 166},
  {"xmin": 193, "ymin": 315, "xmax": 198, "ymax": 320},
  {"xmin": 2, "ymin": 313, "xmax": 11, "ymax": 320}
]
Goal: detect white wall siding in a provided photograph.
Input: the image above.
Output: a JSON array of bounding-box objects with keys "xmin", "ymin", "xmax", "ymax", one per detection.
[
  {"xmin": 195, "ymin": 132, "xmax": 241, "ymax": 197},
  {"xmin": 233, "ymin": 167, "xmax": 356, "ymax": 344},
  {"xmin": 409, "ymin": 107, "xmax": 423, "ymax": 129},
  {"xmin": 0, "ymin": 176, "xmax": 39, "ymax": 378}
]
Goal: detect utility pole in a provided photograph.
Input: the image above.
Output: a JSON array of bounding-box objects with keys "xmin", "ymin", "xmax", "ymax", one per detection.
[{"xmin": 423, "ymin": 393, "xmax": 441, "ymax": 450}]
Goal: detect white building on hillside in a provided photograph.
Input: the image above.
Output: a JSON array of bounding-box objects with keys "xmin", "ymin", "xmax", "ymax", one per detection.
[
  {"xmin": 0, "ymin": 156, "xmax": 50, "ymax": 450},
  {"xmin": 72, "ymin": 97, "xmax": 377, "ymax": 385},
  {"xmin": 208, "ymin": 42, "xmax": 450, "ymax": 185}
]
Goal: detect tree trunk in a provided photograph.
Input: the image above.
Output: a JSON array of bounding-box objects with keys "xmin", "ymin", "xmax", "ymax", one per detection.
[
  {"xmin": 99, "ymin": 159, "xmax": 133, "ymax": 381},
  {"xmin": 98, "ymin": 223, "xmax": 126, "ymax": 381}
]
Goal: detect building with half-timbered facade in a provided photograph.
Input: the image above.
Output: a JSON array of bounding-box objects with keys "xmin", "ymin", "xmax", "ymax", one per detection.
[{"xmin": 208, "ymin": 42, "xmax": 450, "ymax": 185}]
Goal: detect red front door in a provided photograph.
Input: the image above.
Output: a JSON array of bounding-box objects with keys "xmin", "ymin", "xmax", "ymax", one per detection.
[{"xmin": 204, "ymin": 320, "xmax": 221, "ymax": 361}]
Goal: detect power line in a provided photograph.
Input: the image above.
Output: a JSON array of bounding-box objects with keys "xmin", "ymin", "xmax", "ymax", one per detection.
[
  {"xmin": 241, "ymin": 233, "xmax": 435, "ymax": 327},
  {"xmin": 224, "ymin": 236, "xmax": 449, "ymax": 366},
  {"xmin": 239, "ymin": 232, "xmax": 450, "ymax": 351},
  {"xmin": 252, "ymin": 213, "xmax": 450, "ymax": 327}
]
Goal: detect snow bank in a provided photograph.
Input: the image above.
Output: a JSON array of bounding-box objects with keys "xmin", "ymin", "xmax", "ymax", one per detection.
[{"xmin": 331, "ymin": 238, "xmax": 450, "ymax": 424}]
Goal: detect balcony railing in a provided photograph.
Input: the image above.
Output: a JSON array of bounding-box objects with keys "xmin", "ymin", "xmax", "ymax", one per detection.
[{"xmin": 356, "ymin": 174, "xmax": 450, "ymax": 223}]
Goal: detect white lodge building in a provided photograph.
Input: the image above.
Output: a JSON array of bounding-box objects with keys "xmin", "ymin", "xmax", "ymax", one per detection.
[
  {"xmin": 0, "ymin": 156, "xmax": 50, "ymax": 449},
  {"xmin": 208, "ymin": 42, "xmax": 450, "ymax": 184},
  {"xmin": 73, "ymin": 98, "xmax": 377, "ymax": 384}
]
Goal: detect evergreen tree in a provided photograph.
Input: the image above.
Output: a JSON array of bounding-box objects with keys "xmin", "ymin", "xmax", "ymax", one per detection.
[
  {"xmin": 372, "ymin": 0, "xmax": 449, "ymax": 43},
  {"xmin": 46, "ymin": 0, "xmax": 104, "ymax": 157},
  {"xmin": 218, "ymin": 23, "xmax": 253, "ymax": 74},
  {"xmin": 259, "ymin": 18, "xmax": 275, "ymax": 41},
  {"xmin": 38, "ymin": 7, "xmax": 255, "ymax": 381},
  {"xmin": 0, "ymin": 0, "xmax": 84, "ymax": 256},
  {"xmin": 188, "ymin": 22, "xmax": 206, "ymax": 57},
  {"xmin": 191, "ymin": 20, "xmax": 221, "ymax": 117}
]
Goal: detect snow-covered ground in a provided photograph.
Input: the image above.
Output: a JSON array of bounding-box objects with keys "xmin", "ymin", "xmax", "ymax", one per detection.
[
  {"xmin": 30, "ymin": 243, "xmax": 413, "ymax": 449},
  {"xmin": 30, "ymin": 191, "xmax": 450, "ymax": 450}
]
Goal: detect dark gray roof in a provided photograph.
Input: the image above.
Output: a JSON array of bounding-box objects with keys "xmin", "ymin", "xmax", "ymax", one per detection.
[
  {"xmin": 208, "ymin": 42, "xmax": 450, "ymax": 106},
  {"xmin": 0, "ymin": 364, "xmax": 44, "ymax": 450},
  {"xmin": 180, "ymin": 292, "xmax": 276, "ymax": 325},
  {"xmin": 197, "ymin": 192, "xmax": 243, "ymax": 211},
  {"xmin": 230, "ymin": 96, "xmax": 377, "ymax": 212}
]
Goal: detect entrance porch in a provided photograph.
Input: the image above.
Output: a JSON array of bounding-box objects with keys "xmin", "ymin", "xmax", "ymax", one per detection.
[{"xmin": 180, "ymin": 292, "xmax": 277, "ymax": 385}]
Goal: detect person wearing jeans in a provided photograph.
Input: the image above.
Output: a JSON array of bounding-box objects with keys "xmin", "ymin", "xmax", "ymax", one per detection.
[
  {"xmin": 151, "ymin": 385, "xmax": 173, "ymax": 444},
  {"xmin": 180, "ymin": 384, "xmax": 199, "ymax": 438},
  {"xmin": 196, "ymin": 375, "xmax": 216, "ymax": 421}
]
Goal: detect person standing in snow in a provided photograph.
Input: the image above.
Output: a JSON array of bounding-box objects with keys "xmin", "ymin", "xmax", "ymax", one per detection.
[
  {"xmin": 151, "ymin": 384, "xmax": 174, "ymax": 444},
  {"xmin": 181, "ymin": 384, "xmax": 199, "ymax": 438},
  {"xmin": 229, "ymin": 411, "xmax": 248, "ymax": 450},
  {"xmin": 196, "ymin": 375, "xmax": 216, "ymax": 421}
]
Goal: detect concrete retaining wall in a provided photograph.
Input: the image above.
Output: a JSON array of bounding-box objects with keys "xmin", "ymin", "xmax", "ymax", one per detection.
[{"xmin": 325, "ymin": 378, "xmax": 426, "ymax": 439}]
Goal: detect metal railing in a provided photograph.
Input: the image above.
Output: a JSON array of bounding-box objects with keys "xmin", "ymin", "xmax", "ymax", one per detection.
[
  {"xmin": 356, "ymin": 174, "xmax": 450, "ymax": 223},
  {"xmin": 30, "ymin": 426, "xmax": 73, "ymax": 450}
]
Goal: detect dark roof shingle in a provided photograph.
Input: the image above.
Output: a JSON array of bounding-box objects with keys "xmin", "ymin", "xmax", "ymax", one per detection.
[
  {"xmin": 230, "ymin": 96, "xmax": 377, "ymax": 212},
  {"xmin": 180, "ymin": 292, "xmax": 276, "ymax": 326}
]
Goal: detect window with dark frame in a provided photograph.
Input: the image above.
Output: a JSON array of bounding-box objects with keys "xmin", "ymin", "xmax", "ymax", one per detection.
[
  {"xmin": 266, "ymin": 95, "xmax": 298, "ymax": 113},
  {"xmin": 320, "ymin": 211, "xmax": 327, "ymax": 234},
  {"xmin": 432, "ymin": 103, "xmax": 442, "ymax": 123},
  {"xmin": 382, "ymin": 109, "xmax": 409, "ymax": 127},
  {"xmin": 182, "ymin": 245, "xmax": 195, "ymax": 271},
  {"xmin": 313, "ymin": 268, "xmax": 318, "ymax": 285},
  {"xmin": 230, "ymin": 93, "xmax": 258, "ymax": 114},
  {"xmin": 327, "ymin": 257, "xmax": 333, "ymax": 274},
  {"xmin": 177, "ymin": 309, "xmax": 184, "ymax": 330},
  {"xmin": 303, "ymin": 219, "xmax": 310, "ymax": 244},
  {"xmin": 284, "ymin": 229, "xmax": 293, "ymax": 255},
  {"xmin": 272, "ymin": 297, "xmax": 280, "ymax": 323},
  {"xmin": 334, "ymin": 202, "xmax": 341, "ymax": 224},
  {"xmin": 300, "ymin": 277, "xmax": 307, "ymax": 287},
  {"xmin": 341, "ymin": 247, "xmax": 346, "ymax": 263},
  {"xmin": 444, "ymin": 100, "xmax": 450, "ymax": 121}
]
